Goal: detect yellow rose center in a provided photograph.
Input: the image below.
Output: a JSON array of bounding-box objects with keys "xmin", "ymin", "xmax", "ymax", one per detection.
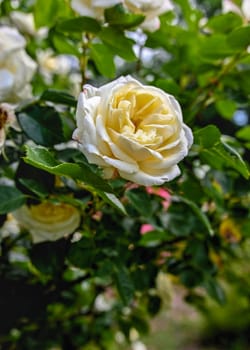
[
  {"xmin": 30, "ymin": 202, "xmax": 77, "ymax": 224},
  {"xmin": 108, "ymin": 84, "xmax": 176, "ymax": 146}
]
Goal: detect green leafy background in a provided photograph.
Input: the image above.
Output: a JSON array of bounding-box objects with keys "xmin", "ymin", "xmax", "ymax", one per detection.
[{"xmin": 0, "ymin": 0, "xmax": 249, "ymax": 349}]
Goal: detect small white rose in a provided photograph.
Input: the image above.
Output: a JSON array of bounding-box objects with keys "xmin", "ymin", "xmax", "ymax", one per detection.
[
  {"xmin": 125, "ymin": 0, "xmax": 173, "ymax": 32},
  {"xmin": 37, "ymin": 49, "xmax": 73, "ymax": 84},
  {"xmin": 13, "ymin": 202, "xmax": 81, "ymax": 243},
  {"xmin": 222, "ymin": 0, "xmax": 250, "ymax": 21},
  {"xmin": 10, "ymin": 11, "xmax": 36, "ymax": 35},
  {"xmin": 73, "ymin": 75, "xmax": 193, "ymax": 186},
  {"xmin": 0, "ymin": 26, "xmax": 37, "ymax": 103},
  {"xmin": 71, "ymin": 0, "xmax": 121, "ymax": 18}
]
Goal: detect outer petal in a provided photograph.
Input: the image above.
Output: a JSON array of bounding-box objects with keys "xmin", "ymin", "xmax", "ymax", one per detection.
[
  {"xmin": 71, "ymin": 0, "xmax": 99, "ymax": 17},
  {"xmin": 109, "ymin": 128, "xmax": 163, "ymax": 162},
  {"xmin": 0, "ymin": 70, "xmax": 14, "ymax": 100},
  {"xmin": 93, "ymin": 0, "xmax": 121, "ymax": 7},
  {"xmin": 183, "ymin": 124, "xmax": 194, "ymax": 149},
  {"xmin": 0, "ymin": 26, "xmax": 26, "ymax": 57},
  {"xmin": 119, "ymin": 164, "xmax": 181, "ymax": 186}
]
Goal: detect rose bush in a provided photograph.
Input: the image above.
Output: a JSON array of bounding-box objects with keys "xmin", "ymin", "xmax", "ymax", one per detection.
[
  {"xmin": 13, "ymin": 201, "xmax": 81, "ymax": 243},
  {"xmin": 0, "ymin": 26, "xmax": 37, "ymax": 103},
  {"xmin": 73, "ymin": 75, "xmax": 193, "ymax": 186},
  {"xmin": 0, "ymin": 2, "xmax": 249, "ymax": 349}
]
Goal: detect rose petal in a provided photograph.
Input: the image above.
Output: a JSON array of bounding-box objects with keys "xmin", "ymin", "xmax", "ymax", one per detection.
[
  {"xmin": 119, "ymin": 164, "xmax": 181, "ymax": 186},
  {"xmin": 103, "ymin": 156, "xmax": 139, "ymax": 174},
  {"xmin": 109, "ymin": 128, "xmax": 163, "ymax": 162}
]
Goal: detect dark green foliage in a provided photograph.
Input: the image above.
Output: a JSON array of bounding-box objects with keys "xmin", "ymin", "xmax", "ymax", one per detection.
[{"xmin": 0, "ymin": 1, "xmax": 250, "ymax": 349}]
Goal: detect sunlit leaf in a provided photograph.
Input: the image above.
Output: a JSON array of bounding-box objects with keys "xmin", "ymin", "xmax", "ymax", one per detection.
[
  {"xmin": 90, "ymin": 43, "xmax": 115, "ymax": 78},
  {"xmin": 24, "ymin": 145, "xmax": 114, "ymax": 193},
  {"xmin": 99, "ymin": 27, "xmax": 136, "ymax": 61}
]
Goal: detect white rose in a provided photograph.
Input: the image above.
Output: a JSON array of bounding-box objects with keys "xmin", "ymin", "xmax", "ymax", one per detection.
[
  {"xmin": 10, "ymin": 11, "xmax": 36, "ymax": 35},
  {"xmin": 37, "ymin": 49, "xmax": 73, "ymax": 84},
  {"xmin": 73, "ymin": 75, "xmax": 193, "ymax": 186},
  {"xmin": 71, "ymin": 0, "xmax": 121, "ymax": 18},
  {"xmin": 0, "ymin": 26, "xmax": 37, "ymax": 103},
  {"xmin": 125, "ymin": 0, "xmax": 173, "ymax": 32},
  {"xmin": 222, "ymin": 0, "xmax": 250, "ymax": 21},
  {"xmin": 13, "ymin": 202, "xmax": 81, "ymax": 243}
]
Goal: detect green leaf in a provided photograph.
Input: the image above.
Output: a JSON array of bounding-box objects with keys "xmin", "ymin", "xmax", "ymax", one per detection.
[
  {"xmin": 40, "ymin": 89, "xmax": 77, "ymax": 107},
  {"xmin": 68, "ymin": 237, "xmax": 95, "ymax": 269},
  {"xmin": 227, "ymin": 25, "xmax": 250, "ymax": 50},
  {"xmin": 15, "ymin": 160, "xmax": 54, "ymax": 198},
  {"xmin": 24, "ymin": 146, "xmax": 127, "ymax": 213},
  {"xmin": 17, "ymin": 105, "xmax": 64, "ymax": 147},
  {"xmin": 166, "ymin": 203, "xmax": 198, "ymax": 236},
  {"xmin": 30, "ymin": 240, "xmax": 67, "ymax": 276},
  {"xmin": 174, "ymin": 0, "xmax": 202, "ymax": 29},
  {"xmin": 184, "ymin": 239, "xmax": 212, "ymax": 269},
  {"xmin": 90, "ymin": 43, "xmax": 115, "ymax": 78},
  {"xmin": 131, "ymin": 311, "xmax": 150, "ymax": 334},
  {"xmin": 0, "ymin": 186, "xmax": 26, "ymax": 214},
  {"xmin": 221, "ymin": 140, "xmax": 249, "ymax": 176},
  {"xmin": 200, "ymin": 34, "xmax": 236, "ymax": 60},
  {"xmin": 236, "ymin": 125, "xmax": 250, "ymax": 141},
  {"xmin": 98, "ymin": 192, "xmax": 127, "ymax": 215},
  {"xmin": 114, "ymin": 265, "xmax": 135, "ymax": 305},
  {"xmin": 205, "ymin": 12, "xmax": 242, "ymax": 33},
  {"xmin": 126, "ymin": 189, "xmax": 153, "ymax": 217},
  {"xmin": 56, "ymin": 16, "xmax": 101, "ymax": 33},
  {"xmin": 24, "ymin": 145, "xmax": 114, "ymax": 193},
  {"xmin": 138, "ymin": 230, "xmax": 171, "ymax": 247},
  {"xmin": 194, "ymin": 125, "xmax": 221, "ymax": 148},
  {"xmin": 172, "ymin": 196, "xmax": 214, "ymax": 236},
  {"xmin": 34, "ymin": 0, "xmax": 59, "ymax": 28},
  {"xmin": 52, "ymin": 33, "xmax": 80, "ymax": 56},
  {"xmin": 104, "ymin": 4, "xmax": 145, "ymax": 29},
  {"xmin": 155, "ymin": 79, "xmax": 180, "ymax": 95},
  {"xmin": 179, "ymin": 268, "xmax": 204, "ymax": 288},
  {"xmin": 99, "ymin": 27, "xmax": 136, "ymax": 61},
  {"xmin": 194, "ymin": 125, "xmax": 250, "ymax": 179},
  {"xmin": 18, "ymin": 179, "xmax": 49, "ymax": 199},
  {"xmin": 203, "ymin": 279, "xmax": 226, "ymax": 305},
  {"xmin": 215, "ymin": 99, "xmax": 237, "ymax": 119}
]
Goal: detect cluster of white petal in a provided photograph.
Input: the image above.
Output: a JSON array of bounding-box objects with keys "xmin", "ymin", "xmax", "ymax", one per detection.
[
  {"xmin": 73, "ymin": 76, "xmax": 193, "ymax": 186},
  {"xmin": 0, "ymin": 26, "xmax": 37, "ymax": 103}
]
